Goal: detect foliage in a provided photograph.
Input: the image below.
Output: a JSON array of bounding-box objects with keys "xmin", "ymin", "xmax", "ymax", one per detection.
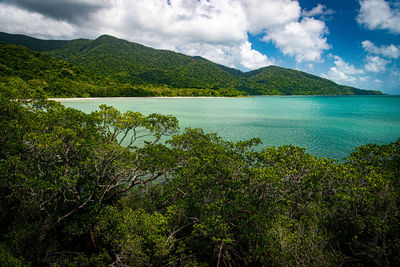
[
  {"xmin": 0, "ymin": 31, "xmax": 67, "ymax": 52},
  {"xmin": 0, "ymin": 42, "xmax": 245, "ymax": 97},
  {"xmin": 0, "ymin": 244, "xmax": 24, "ymax": 267},
  {"xmin": 0, "ymin": 42, "xmax": 109, "ymax": 97},
  {"xmin": 0, "ymin": 78, "xmax": 397, "ymax": 266},
  {"xmin": 0, "ymin": 89, "xmax": 178, "ymax": 264},
  {"xmin": 1, "ymin": 32, "xmax": 383, "ymax": 96},
  {"xmin": 246, "ymin": 66, "xmax": 383, "ymax": 95}
]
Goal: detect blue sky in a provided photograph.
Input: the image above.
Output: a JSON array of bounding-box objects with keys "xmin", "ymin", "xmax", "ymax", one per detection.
[
  {"xmin": 0, "ymin": 0, "xmax": 399, "ymax": 94},
  {"xmin": 247, "ymin": 0, "xmax": 400, "ymax": 94}
]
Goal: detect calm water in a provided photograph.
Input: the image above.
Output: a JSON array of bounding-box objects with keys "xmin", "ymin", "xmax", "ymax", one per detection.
[{"xmin": 59, "ymin": 96, "xmax": 400, "ymax": 159}]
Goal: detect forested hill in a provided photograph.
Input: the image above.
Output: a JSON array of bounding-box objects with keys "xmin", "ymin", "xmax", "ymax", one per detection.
[
  {"xmin": 0, "ymin": 31, "xmax": 67, "ymax": 52},
  {"xmin": 0, "ymin": 42, "xmax": 245, "ymax": 97},
  {"xmin": 0, "ymin": 32, "xmax": 383, "ymax": 95},
  {"xmin": 246, "ymin": 66, "xmax": 383, "ymax": 95},
  {"xmin": 0, "ymin": 42, "xmax": 113, "ymax": 97},
  {"xmin": 45, "ymin": 34, "xmax": 253, "ymax": 92}
]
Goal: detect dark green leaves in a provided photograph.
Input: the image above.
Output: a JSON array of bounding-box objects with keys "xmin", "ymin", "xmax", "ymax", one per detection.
[{"xmin": 0, "ymin": 91, "xmax": 399, "ymax": 265}]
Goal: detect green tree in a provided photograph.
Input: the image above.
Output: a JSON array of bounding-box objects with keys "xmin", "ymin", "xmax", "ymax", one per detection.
[{"xmin": 0, "ymin": 94, "xmax": 179, "ymax": 264}]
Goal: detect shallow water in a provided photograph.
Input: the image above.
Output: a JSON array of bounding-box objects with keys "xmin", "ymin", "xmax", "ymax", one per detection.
[{"xmin": 59, "ymin": 95, "xmax": 400, "ymax": 159}]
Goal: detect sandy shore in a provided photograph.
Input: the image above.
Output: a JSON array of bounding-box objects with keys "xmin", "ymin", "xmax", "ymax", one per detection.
[{"xmin": 49, "ymin": 96, "xmax": 234, "ymax": 101}]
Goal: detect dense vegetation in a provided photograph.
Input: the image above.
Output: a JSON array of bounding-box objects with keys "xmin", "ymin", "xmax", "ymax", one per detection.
[
  {"xmin": 1, "ymin": 31, "xmax": 383, "ymax": 96},
  {"xmin": 246, "ymin": 66, "xmax": 383, "ymax": 95},
  {"xmin": 0, "ymin": 42, "xmax": 245, "ymax": 97},
  {"xmin": 0, "ymin": 32, "xmax": 68, "ymax": 52},
  {"xmin": 1, "ymin": 80, "xmax": 399, "ymax": 266},
  {"xmin": 0, "ymin": 42, "xmax": 109, "ymax": 97}
]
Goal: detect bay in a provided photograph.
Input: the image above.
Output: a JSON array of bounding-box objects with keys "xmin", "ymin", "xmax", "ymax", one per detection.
[{"xmin": 59, "ymin": 95, "xmax": 400, "ymax": 159}]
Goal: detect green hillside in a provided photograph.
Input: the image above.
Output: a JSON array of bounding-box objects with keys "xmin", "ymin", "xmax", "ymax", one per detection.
[
  {"xmin": 0, "ymin": 42, "xmax": 244, "ymax": 97},
  {"xmin": 0, "ymin": 32, "xmax": 383, "ymax": 96},
  {"xmin": 0, "ymin": 42, "xmax": 110, "ymax": 97},
  {"xmin": 0, "ymin": 31, "xmax": 67, "ymax": 52},
  {"xmin": 246, "ymin": 66, "xmax": 383, "ymax": 95},
  {"xmin": 44, "ymin": 35, "xmax": 252, "ymax": 91}
]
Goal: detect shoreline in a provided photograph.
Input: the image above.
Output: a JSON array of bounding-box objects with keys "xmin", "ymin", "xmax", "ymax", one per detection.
[
  {"xmin": 49, "ymin": 95, "xmax": 391, "ymax": 101},
  {"xmin": 49, "ymin": 96, "xmax": 237, "ymax": 101}
]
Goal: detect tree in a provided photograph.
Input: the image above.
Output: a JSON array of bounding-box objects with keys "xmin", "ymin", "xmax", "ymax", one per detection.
[{"xmin": 1, "ymin": 97, "xmax": 179, "ymax": 264}]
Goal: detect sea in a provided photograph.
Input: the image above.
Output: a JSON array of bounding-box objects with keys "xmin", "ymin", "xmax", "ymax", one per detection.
[{"xmin": 59, "ymin": 95, "xmax": 400, "ymax": 159}]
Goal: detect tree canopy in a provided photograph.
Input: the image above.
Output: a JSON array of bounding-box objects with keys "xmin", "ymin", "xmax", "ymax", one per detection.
[
  {"xmin": 0, "ymin": 84, "xmax": 398, "ymax": 266},
  {"xmin": 1, "ymin": 32, "xmax": 383, "ymax": 96}
]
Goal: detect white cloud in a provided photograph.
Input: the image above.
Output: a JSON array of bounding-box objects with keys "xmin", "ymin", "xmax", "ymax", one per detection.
[
  {"xmin": 171, "ymin": 40, "xmax": 274, "ymax": 70},
  {"xmin": 244, "ymin": 0, "xmax": 330, "ymax": 63},
  {"xmin": 239, "ymin": 41, "xmax": 274, "ymax": 69},
  {"xmin": 362, "ymin": 40, "xmax": 400, "ymax": 59},
  {"xmin": 106, "ymin": 0, "xmax": 248, "ymax": 45},
  {"xmin": 323, "ymin": 52, "xmax": 396, "ymax": 91},
  {"xmin": 359, "ymin": 76, "xmax": 371, "ymax": 82},
  {"xmin": 242, "ymin": 0, "xmax": 301, "ymax": 34},
  {"xmin": 263, "ymin": 18, "xmax": 330, "ymax": 62},
  {"xmin": 357, "ymin": 0, "xmax": 400, "ymax": 34},
  {"xmin": 302, "ymin": 4, "xmax": 334, "ymax": 17},
  {"xmin": 175, "ymin": 42, "xmax": 238, "ymax": 68},
  {"xmin": 323, "ymin": 55, "xmax": 364, "ymax": 83},
  {"xmin": 0, "ymin": 4, "xmax": 76, "ymax": 39},
  {"xmin": 332, "ymin": 56, "xmax": 364, "ymax": 75},
  {"xmin": 364, "ymin": 55, "xmax": 389, "ymax": 72}
]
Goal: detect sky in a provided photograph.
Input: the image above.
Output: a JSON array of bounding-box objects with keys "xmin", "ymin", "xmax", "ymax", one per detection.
[{"xmin": 0, "ymin": 0, "xmax": 399, "ymax": 94}]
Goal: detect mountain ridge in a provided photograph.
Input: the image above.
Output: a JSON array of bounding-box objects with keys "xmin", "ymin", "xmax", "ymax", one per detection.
[
  {"xmin": 0, "ymin": 31, "xmax": 383, "ymax": 96},
  {"xmin": 0, "ymin": 42, "xmax": 245, "ymax": 97}
]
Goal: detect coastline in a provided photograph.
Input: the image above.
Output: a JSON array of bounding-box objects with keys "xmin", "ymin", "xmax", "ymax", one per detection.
[
  {"xmin": 49, "ymin": 96, "xmax": 235, "ymax": 101},
  {"xmin": 49, "ymin": 95, "xmax": 391, "ymax": 101}
]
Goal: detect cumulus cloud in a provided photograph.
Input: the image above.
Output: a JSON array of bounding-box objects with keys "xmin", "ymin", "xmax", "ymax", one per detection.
[
  {"xmin": 0, "ymin": 4, "xmax": 76, "ymax": 39},
  {"xmin": 112, "ymin": 0, "xmax": 247, "ymax": 45},
  {"xmin": 357, "ymin": 0, "xmax": 400, "ymax": 34},
  {"xmin": 241, "ymin": 0, "xmax": 330, "ymax": 63},
  {"xmin": 242, "ymin": 0, "xmax": 301, "ymax": 33},
  {"xmin": 245, "ymin": 0, "xmax": 330, "ymax": 63},
  {"xmin": 0, "ymin": 0, "xmax": 331, "ymax": 69},
  {"xmin": 364, "ymin": 55, "xmax": 389, "ymax": 72},
  {"xmin": 3, "ymin": 0, "xmax": 109, "ymax": 23},
  {"xmin": 239, "ymin": 41, "xmax": 275, "ymax": 69},
  {"xmin": 323, "ymin": 52, "xmax": 397, "ymax": 91},
  {"xmin": 362, "ymin": 40, "xmax": 397, "ymax": 74},
  {"xmin": 170, "ymin": 41, "xmax": 274, "ymax": 70},
  {"xmin": 302, "ymin": 4, "xmax": 334, "ymax": 17},
  {"xmin": 322, "ymin": 55, "xmax": 364, "ymax": 83},
  {"xmin": 362, "ymin": 40, "xmax": 400, "ymax": 59},
  {"xmin": 263, "ymin": 18, "xmax": 330, "ymax": 62}
]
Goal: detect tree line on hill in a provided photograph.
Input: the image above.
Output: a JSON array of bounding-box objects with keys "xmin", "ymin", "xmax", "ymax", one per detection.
[
  {"xmin": 0, "ymin": 43, "xmax": 245, "ymax": 98},
  {"xmin": 0, "ymin": 31, "xmax": 383, "ymax": 97}
]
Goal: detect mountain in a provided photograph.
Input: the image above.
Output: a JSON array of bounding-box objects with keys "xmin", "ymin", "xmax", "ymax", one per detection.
[
  {"xmin": 0, "ymin": 31, "xmax": 67, "ymax": 52},
  {"xmin": 43, "ymin": 35, "xmax": 257, "ymax": 91},
  {"xmin": 0, "ymin": 32, "xmax": 383, "ymax": 96},
  {"xmin": 246, "ymin": 66, "xmax": 382, "ymax": 95},
  {"xmin": 0, "ymin": 42, "xmax": 112, "ymax": 97},
  {"xmin": 0, "ymin": 42, "xmax": 244, "ymax": 97}
]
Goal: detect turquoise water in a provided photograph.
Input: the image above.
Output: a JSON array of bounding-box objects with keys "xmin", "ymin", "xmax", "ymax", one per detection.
[{"xmin": 59, "ymin": 96, "xmax": 400, "ymax": 159}]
